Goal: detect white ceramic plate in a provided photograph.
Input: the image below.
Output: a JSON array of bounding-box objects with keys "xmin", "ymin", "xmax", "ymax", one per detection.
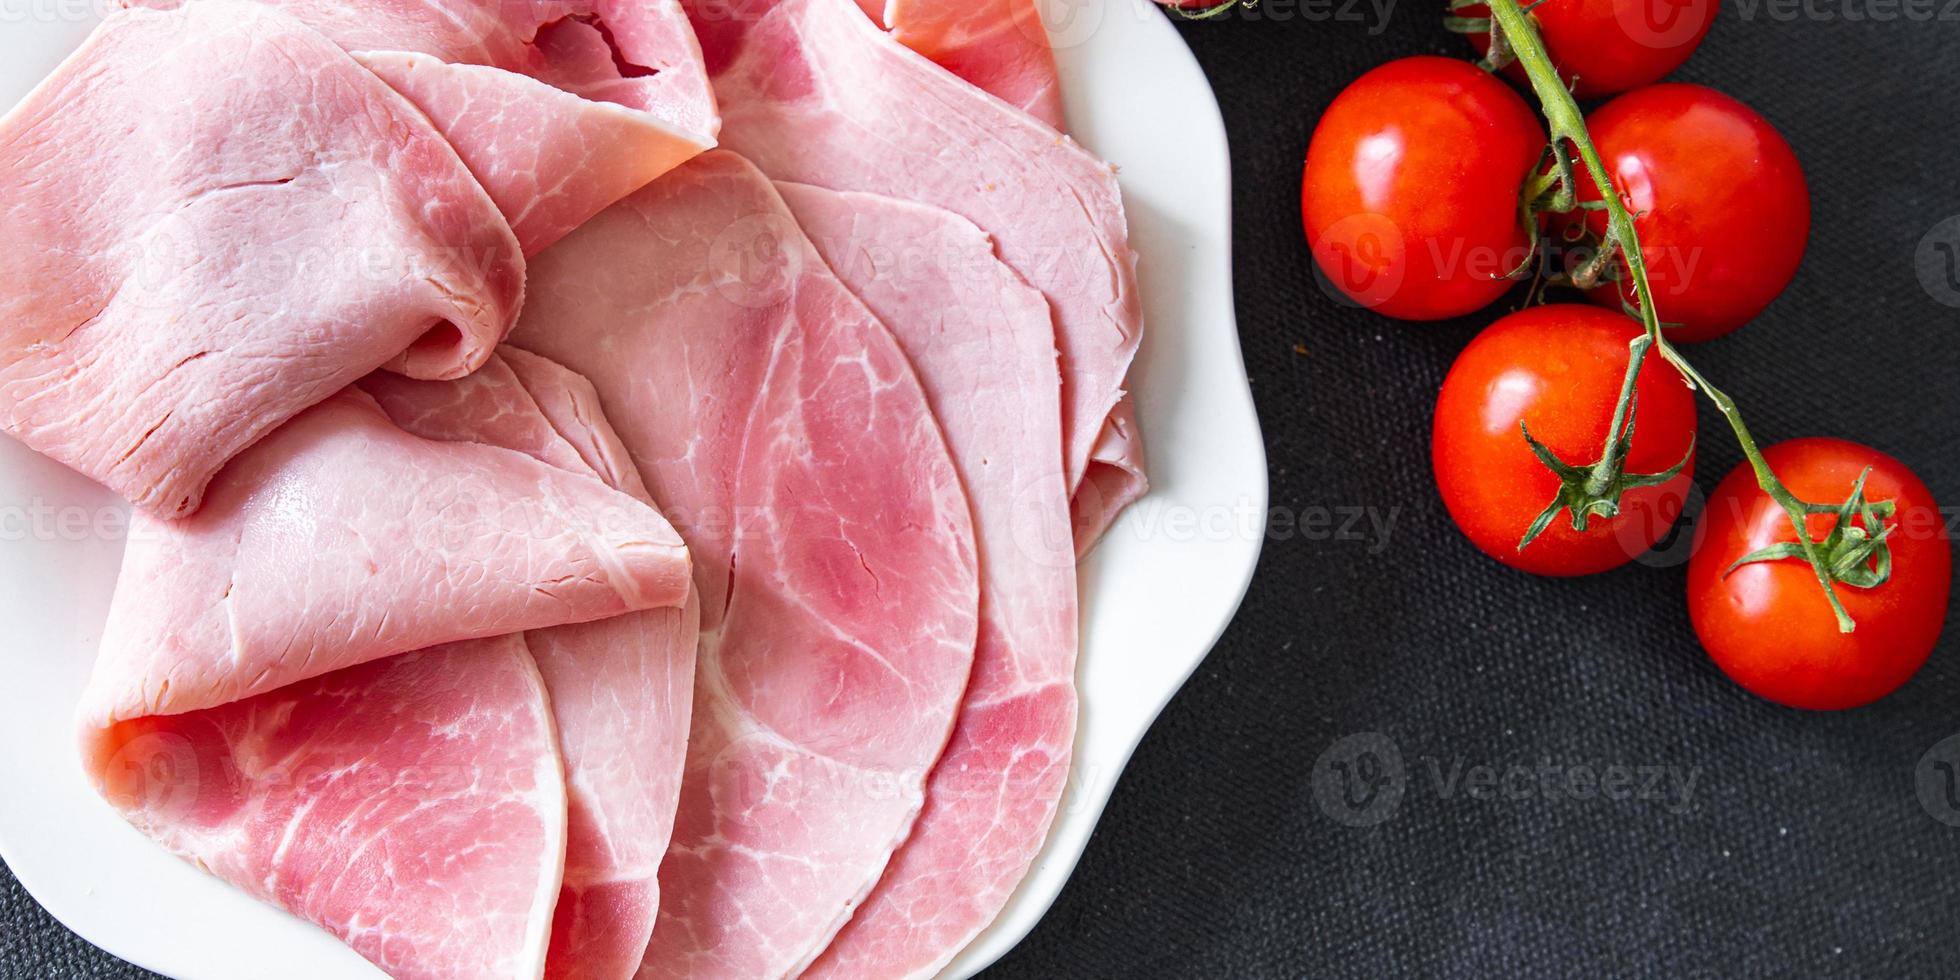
[{"xmin": 0, "ymin": 1, "xmax": 1265, "ymax": 976}]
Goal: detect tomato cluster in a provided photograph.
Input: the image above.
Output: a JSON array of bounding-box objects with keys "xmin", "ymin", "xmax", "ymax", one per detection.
[{"xmin": 1300, "ymin": 5, "xmax": 1949, "ymax": 708}]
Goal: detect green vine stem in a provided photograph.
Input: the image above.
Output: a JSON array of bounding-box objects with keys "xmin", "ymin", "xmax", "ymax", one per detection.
[{"xmin": 1479, "ymin": 0, "xmax": 1868, "ymax": 632}]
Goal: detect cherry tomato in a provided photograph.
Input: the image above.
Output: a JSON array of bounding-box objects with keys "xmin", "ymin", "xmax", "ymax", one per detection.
[
  {"xmin": 1563, "ymin": 84, "xmax": 1810, "ymax": 342},
  {"xmin": 1461, "ymin": 0, "xmax": 1718, "ymax": 99},
  {"xmin": 1688, "ymin": 439, "xmax": 1951, "ymax": 710},
  {"xmin": 1433, "ymin": 304, "xmax": 1697, "ymax": 576},
  {"xmin": 1302, "ymin": 56, "xmax": 1545, "ymax": 321}
]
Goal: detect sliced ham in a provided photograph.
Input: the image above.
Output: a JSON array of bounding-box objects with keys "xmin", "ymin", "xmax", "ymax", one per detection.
[
  {"xmin": 362, "ymin": 351, "xmax": 702, "ymax": 980},
  {"xmin": 90, "ymin": 636, "xmax": 569, "ymax": 980},
  {"xmin": 684, "ymin": 0, "xmax": 1147, "ymax": 552},
  {"xmin": 848, "ymin": 0, "xmax": 1152, "ymax": 551},
  {"xmin": 777, "ymin": 182, "xmax": 1080, "ymax": 980},
  {"xmin": 1073, "ymin": 398, "xmax": 1150, "ymax": 556},
  {"xmin": 867, "ymin": 0, "xmax": 1065, "ymax": 129},
  {"xmin": 81, "ymin": 378, "xmax": 695, "ymax": 979},
  {"xmin": 504, "ymin": 151, "xmax": 981, "ymax": 979},
  {"xmin": 138, "ymin": 0, "xmax": 722, "ymax": 254},
  {"xmin": 0, "ymin": 1, "xmax": 524, "ymax": 518}
]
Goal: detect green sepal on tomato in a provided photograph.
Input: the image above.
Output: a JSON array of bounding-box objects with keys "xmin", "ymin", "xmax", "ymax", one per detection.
[
  {"xmin": 1688, "ymin": 439, "xmax": 1951, "ymax": 710},
  {"xmin": 1301, "ymin": 56, "xmax": 1544, "ymax": 321},
  {"xmin": 1433, "ymin": 305, "xmax": 1697, "ymax": 576}
]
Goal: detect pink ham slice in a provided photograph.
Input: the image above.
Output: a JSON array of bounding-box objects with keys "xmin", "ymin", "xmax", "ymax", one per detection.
[
  {"xmin": 90, "ymin": 638, "xmax": 569, "ymax": 980},
  {"xmin": 1073, "ymin": 397, "xmax": 1149, "ymax": 556},
  {"xmin": 362, "ymin": 351, "xmax": 703, "ymax": 980},
  {"xmin": 866, "ymin": 0, "xmax": 1065, "ymax": 129},
  {"xmin": 81, "ymin": 381, "xmax": 695, "ymax": 978},
  {"xmin": 503, "ymin": 150, "xmax": 981, "ymax": 979},
  {"xmin": 846, "ymin": 0, "xmax": 1151, "ymax": 551},
  {"xmin": 684, "ymin": 0, "xmax": 1146, "ymax": 553},
  {"xmin": 777, "ymin": 182, "xmax": 1081, "ymax": 980},
  {"xmin": 0, "ymin": 1, "xmax": 524, "ymax": 518},
  {"xmin": 137, "ymin": 0, "xmax": 721, "ymax": 255}
]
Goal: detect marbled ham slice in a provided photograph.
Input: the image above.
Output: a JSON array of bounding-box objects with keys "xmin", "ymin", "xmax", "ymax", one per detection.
[
  {"xmin": 88, "ymin": 638, "xmax": 569, "ymax": 980},
  {"xmin": 779, "ymin": 182, "xmax": 1080, "ymax": 980},
  {"xmin": 0, "ymin": 1, "xmax": 524, "ymax": 518},
  {"xmin": 874, "ymin": 0, "xmax": 1064, "ymax": 128},
  {"xmin": 504, "ymin": 151, "xmax": 981, "ymax": 979},
  {"xmin": 136, "ymin": 0, "xmax": 721, "ymax": 255},
  {"xmin": 362, "ymin": 352, "xmax": 702, "ymax": 980},
  {"xmin": 83, "ymin": 389, "xmax": 689, "ymax": 727},
  {"xmin": 685, "ymin": 0, "xmax": 1146, "ymax": 553},
  {"xmin": 851, "ymin": 0, "xmax": 1150, "ymax": 551},
  {"xmin": 80, "ymin": 381, "xmax": 695, "ymax": 978}
]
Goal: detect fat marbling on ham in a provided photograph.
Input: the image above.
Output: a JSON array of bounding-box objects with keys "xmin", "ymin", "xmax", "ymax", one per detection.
[
  {"xmin": 686, "ymin": 0, "xmax": 1148, "ymax": 556},
  {"xmin": 84, "ymin": 357, "xmax": 698, "ymax": 980},
  {"xmin": 506, "ymin": 150, "xmax": 982, "ymax": 978},
  {"xmin": 0, "ymin": 1, "xmax": 525, "ymax": 518},
  {"xmin": 777, "ymin": 181, "xmax": 1082, "ymax": 980},
  {"xmin": 360, "ymin": 351, "xmax": 704, "ymax": 980},
  {"xmin": 133, "ymin": 0, "xmax": 723, "ymax": 255}
]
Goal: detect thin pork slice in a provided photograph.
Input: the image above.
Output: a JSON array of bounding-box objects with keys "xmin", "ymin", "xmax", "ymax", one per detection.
[
  {"xmin": 81, "ymin": 384, "xmax": 696, "ymax": 978},
  {"xmin": 861, "ymin": 0, "xmax": 1150, "ymax": 550},
  {"xmin": 869, "ymin": 0, "xmax": 1064, "ymax": 128},
  {"xmin": 778, "ymin": 182, "xmax": 1080, "ymax": 980},
  {"xmin": 88, "ymin": 637, "xmax": 569, "ymax": 980},
  {"xmin": 362, "ymin": 350, "xmax": 702, "ymax": 980},
  {"xmin": 505, "ymin": 151, "xmax": 980, "ymax": 979},
  {"xmin": 685, "ymin": 0, "xmax": 1145, "ymax": 547},
  {"xmin": 1074, "ymin": 397, "xmax": 1149, "ymax": 555},
  {"xmin": 82, "ymin": 388, "xmax": 690, "ymax": 727},
  {"xmin": 0, "ymin": 1, "xmax": 524, "ymax": 517},
  {"xmin": 138, "ymin": 0, "xmax": 721, "ymax": 254}
]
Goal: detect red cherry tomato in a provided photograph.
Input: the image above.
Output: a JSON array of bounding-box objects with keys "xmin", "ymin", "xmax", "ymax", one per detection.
[
  {"xmin": 1564, "ymin": 84, "xmax": 1810, "ymax": 342},
  {"xmin": 1433, "ymin": 304, "xmax": 1697, "ymax": 575},
  {"xmin": 1688, "ymin": 439, "xmax": 1951, "ymax": 710},
  {"xmin": 1461, "ymin": 0, "xmax": 1718, "ymax": 99},
  {"xmin": 1302, "ymin": 56, "xmax": 1545, "ymax": 321}
]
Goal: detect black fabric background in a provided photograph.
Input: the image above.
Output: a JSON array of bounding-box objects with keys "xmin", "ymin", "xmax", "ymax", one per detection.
[{"xmin": 6, "ymin": 2, "xmax": 1960, "ymax": 976}]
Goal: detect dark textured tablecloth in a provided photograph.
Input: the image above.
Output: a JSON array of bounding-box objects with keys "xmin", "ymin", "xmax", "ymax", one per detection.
[{"xmin": 7, "ymin": 1, "xmax": 1960, "ymax": 976}]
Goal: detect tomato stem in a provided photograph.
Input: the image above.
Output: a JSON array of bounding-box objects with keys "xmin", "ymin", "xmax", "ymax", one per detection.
[{"xmin": 1481, "ymin": 0, "xmax": 1863, "ymax": 632}]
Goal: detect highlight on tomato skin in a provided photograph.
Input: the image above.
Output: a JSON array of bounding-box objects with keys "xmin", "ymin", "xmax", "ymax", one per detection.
[
  {"xmin": 1563, "ymin": 83, "xmax": 1811, "ymax": 342},
  {"xmin": 1431, "ymin": 304, "xmax": 1698, "ymax": 577},
  {"xmin": 1687, "ymin": 439, "xmax": 1953, "ymax": 711},
  {"xmin": 1300, "ymin": 56, "xmax": 1545, "ymax": 322},
  {"xmin": 1460, "ymin": 0, "xmax": 1719, "ymax": 99}
]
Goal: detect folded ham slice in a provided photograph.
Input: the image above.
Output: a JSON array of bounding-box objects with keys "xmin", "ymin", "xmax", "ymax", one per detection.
[
  {"xmin": 82, "ymin": 375, "xmax": 696, "ymax": 980},
  {"xmin": 505, "ymin": 150, "xmax": 981, "ymax": 979},
  {"xmin": 138, "ymin": 0, "xmax": 722, "ymax": 254},
  {"xmin": 778, "ymin": 182, "xmax": 1081, "ymax": 980},
  {"xmin": 362, "ymin": 351, "xmax": 703, "ymax": 980},
  {"xmin": 685, "ymin": 0, "xmax": 1146, "ymax": 553},
  {"xmin": 0, "ymin": 1, "xmax": 525, "ymax": 518}
]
